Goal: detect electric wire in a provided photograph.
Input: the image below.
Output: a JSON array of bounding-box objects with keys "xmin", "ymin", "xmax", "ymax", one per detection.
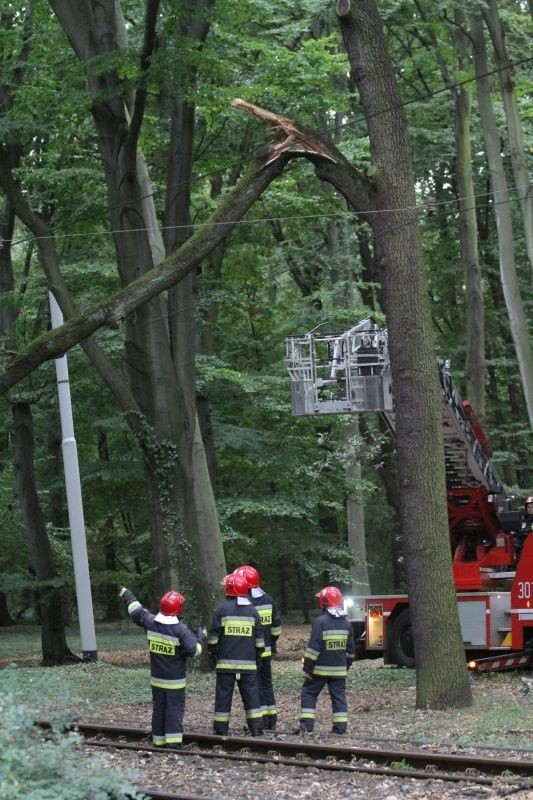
[
  {"xmin": 329, "ymin": 54, "xmax": 533, "ymax": 136},
  {"xmin": 81, "ymin": 189, "xmax": 526, "ymax": 345},
  {"xmin": 6, "ymin": 189, "xmax": 525, "ymax": 352},
  {"xmin": 3, "ymin": 49, "xmax": 531, "ymax": 357},
  {"xmin": 8, "ymin": 182, "xmax": 531, "ymax": 245},
  {"xmin": 7, "ymin": 55, "xmax": 533, "ymax": 250}
]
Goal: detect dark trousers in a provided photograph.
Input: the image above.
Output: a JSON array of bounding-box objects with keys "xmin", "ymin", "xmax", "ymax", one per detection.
[
  {"xmin": 151, "ymin": 686, "xmax": 185, "ymax": 745},
  {"xmin": 300, "ymin": 675, "xmax": 348, "ymax": 733},
  {"xmin": 257, "ymin": 656, "xmax": 277, "ymax": 729},
  {"xmin": 213, "ymin": 671, "xmax": 263, "ymax": 735}
]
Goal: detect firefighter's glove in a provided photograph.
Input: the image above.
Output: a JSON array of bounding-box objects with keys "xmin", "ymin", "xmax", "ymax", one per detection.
[
  {"xmin": 271, "ymin": 638, "xmax": 278, "ymax": 656},
  {"xmin": 207, "ymin": 647, "xmax": 218, "ymax": 670},
  {"xmin": 256, "ymin": 648, "xmax": 265, "ymax": 667},
  {"xmin": 346, "ymin": 657, "xmax": 354, "ymax": 671},
  {"xmin": 119, "ymin": 587, "xmax": 128, "ymax": 599},
  {"xmin": 302, "ymin": 657, "xmax": 314, "ymax": 677},
  {"xmin": 196, "ymin": 626, "xmax": 207, "ymax": 646}
]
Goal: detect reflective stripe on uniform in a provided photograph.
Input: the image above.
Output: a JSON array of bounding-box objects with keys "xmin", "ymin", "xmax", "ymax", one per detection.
[
  {"xmin": 332, "ymin": 712, "xmax": 348, "ymax": 722},
  {"xmin": 150, "ymin": 676, "xmax": 187, "ymax": 689},
  {"xmin": 165, "ymin": 733, "xmax": 183, "ymax": 744},
  {"xmin": 313, "ymin": 666, "xmax": 347, "ymax": 677},
  {"xmin": 245, "ymin": 707, "xmax": 264, "ymax": 720},
  {"xmin": 221, "ymin": 614, "xmax": 257, "ymax": 624},
  {"xmin": 147, "ymin": 630, "xmax": 182, "ymax": 646},
  {"xmin": 216, "ymin": 659, "xmax": 256, "ymax": 671}
]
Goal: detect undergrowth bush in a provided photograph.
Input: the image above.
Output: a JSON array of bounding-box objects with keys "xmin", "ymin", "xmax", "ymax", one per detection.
[{"xmin": 0, "ymin": 692, "xmax": 147, "ymax": 799}]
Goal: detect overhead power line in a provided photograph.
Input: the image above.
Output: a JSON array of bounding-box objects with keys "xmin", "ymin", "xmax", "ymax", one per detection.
[{"xmin": 7, "ymin": 56, "xmax": 533, "ymax": 250}]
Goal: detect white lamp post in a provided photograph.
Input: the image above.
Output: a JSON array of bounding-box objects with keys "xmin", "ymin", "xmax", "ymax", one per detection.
[{"xmin": 49, "ymin": 292, "xmax": 97, "ymax": 660}]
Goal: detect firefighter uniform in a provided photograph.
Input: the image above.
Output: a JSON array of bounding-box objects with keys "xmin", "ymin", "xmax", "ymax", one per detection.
[
  {"xmin": 299, "ymin": 607, "xmax": 355, "ymax": 734},
  {"xmin": 521, "ymin": 515, "xmax": 533, "ymax": 534},
  {"xmin": 120, "ymin": 588, "xmax": 202, "ymax": 747},
  {"xmin": 208, "ymin": 596, "xmax": 265, "ymax": 735},
  {"xmin": 250, "ymin": 586, "xmax": 281, "ymax": 730},
  {"xmin": 514, "ymin": 500, "xmax": 533, "ymax": 557}
]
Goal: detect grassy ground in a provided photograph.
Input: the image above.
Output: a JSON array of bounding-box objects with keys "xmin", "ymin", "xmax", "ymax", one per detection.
[{"xmin": 1, "ymin": 621, "xmax": 532, "ymax": 749}]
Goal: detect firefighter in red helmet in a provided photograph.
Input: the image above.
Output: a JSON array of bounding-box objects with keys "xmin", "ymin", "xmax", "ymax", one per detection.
[
  {"xmin": 295, "ymin": 586, "xmax": 355, "ymax": 735},
  {"xmin": 120, "ymin": 586, "xmax": 205, "ymax": 748},
  {"xmin": 234, "ymin": 565, "xmax": 282, "ymax": 730},
  {"xmin": 207, "ymin": 573, "xmax": 265, "ymax": 736}
]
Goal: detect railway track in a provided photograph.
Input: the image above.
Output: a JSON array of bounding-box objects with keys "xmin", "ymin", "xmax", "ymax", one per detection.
[{"xmin": 36, "ymin": 718, "xmax": 533, "ymax": 794}]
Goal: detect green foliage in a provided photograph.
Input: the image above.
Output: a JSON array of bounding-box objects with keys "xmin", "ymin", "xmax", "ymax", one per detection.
[
  {"xmin": 0, "ymin": 0, "xmax": 530, "ymax": 634},
  {"xmin": 0, "ymin": 691, "xmax": 147, "ymax": 800}
]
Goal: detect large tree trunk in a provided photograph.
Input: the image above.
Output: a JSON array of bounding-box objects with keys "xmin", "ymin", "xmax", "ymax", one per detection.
[
  {"xmin": 163, "ymin": 21, "xmax": 226, "ymax": 608},
  {"xmin": 471, "ymin": 14, "xmax": 533, "ymax": 429},
  {"xmin": 12, "ymin": 401, "xmax": 80, "ymax": 665},
  {"xmin": 336, "ymin": 0, "xmax": 472, "ymax": 709},
  {"xmin": 1, "ymin": 192, "xmax": 77, "ymax": 659},
  {"xmin": 49, "ymin": 0, "xmax": 224, "ymax": 621}
]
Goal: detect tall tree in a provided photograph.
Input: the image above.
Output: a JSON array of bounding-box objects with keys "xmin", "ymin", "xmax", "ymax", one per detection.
[
  {"xmin": 335, "ymin": 0, "xmax": 472, "ymax": 708},
  {"xmin": 46, "ymin": 0, "xmax": 226, "ymax": 620},
  {"xmin": 482, "ymin": 0, "xmax": 533, "ymax": 272},
  {"xmin": 12, "ymin": 399, "xmax": 79, "ymax": 664},
  {"xmin": 1, "ymin": 4, "xmax": 528, "ymax": 704},
  {"xmin": 471, "ymin": 12, "xmax": 533, "ymax": 429},
  {"xmin": 452, "ymin": 8, "xmax": 485, "ymax": 417},
  {"xmin": 0, "ymin": 11, "xmax": 78, "ymax": 657}
]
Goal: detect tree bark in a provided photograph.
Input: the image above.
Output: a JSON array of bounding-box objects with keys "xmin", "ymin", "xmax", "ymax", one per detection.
[
  {"xmin": 163, "ymin": 7, "xmax": 226, "ymax": 613},
  {"xmin": 1, "ymin": 187, "xmax": 77, "ymax": 659},
  {"xmin": 46, "ymin": 0, "xmax": 227, "ymax": 621},
  {"xmin": 336, "ymin": 0, "xmax": 472, "ymax": 708}
]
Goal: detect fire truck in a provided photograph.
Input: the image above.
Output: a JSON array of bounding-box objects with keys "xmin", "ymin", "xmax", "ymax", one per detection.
[{"xmin": 285, "ymin": 318, "xmax": 533, "ymax": 672}]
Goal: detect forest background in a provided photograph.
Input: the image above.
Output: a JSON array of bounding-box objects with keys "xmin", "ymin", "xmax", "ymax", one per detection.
[{"xmin": 0, "ymin": 0, "xmax": 531, "ymax": 672}]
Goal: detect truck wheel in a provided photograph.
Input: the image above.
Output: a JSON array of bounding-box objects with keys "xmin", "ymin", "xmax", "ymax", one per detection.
[{"xmin": 389, "ymin": 609, "xmax": 415, "ymax": 668}]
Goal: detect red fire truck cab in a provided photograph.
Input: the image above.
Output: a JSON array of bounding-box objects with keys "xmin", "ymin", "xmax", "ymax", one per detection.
[{"xmin": 345, "ymin": 531, "xmax": 533, "ymax": 672}]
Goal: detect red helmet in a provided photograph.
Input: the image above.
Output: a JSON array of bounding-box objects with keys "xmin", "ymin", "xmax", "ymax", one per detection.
[
  {"xmin": 233, "ymin": 565, "xmax": 260, "ymax": 589},
  {"xmin": 222, "ymin": 573, "xmax": 249, "ymax": 597},
  {"xmin": 159, "ymin": 591, "xmax": 185, "ymax": 616},
  {"xmin": 316, "ymin": 586, "xmax": 343, "ymax": 609}
]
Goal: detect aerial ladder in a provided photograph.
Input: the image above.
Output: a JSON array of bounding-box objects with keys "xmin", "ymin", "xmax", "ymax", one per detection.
[{"xmin": 285, "ymin": 319, "xmax": 533, "ymax": 672}]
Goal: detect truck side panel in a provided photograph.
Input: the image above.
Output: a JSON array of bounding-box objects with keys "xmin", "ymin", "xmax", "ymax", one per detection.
[{"xmin": 511, "ymin": 533, "xmax": 533, "ymax": 650}]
